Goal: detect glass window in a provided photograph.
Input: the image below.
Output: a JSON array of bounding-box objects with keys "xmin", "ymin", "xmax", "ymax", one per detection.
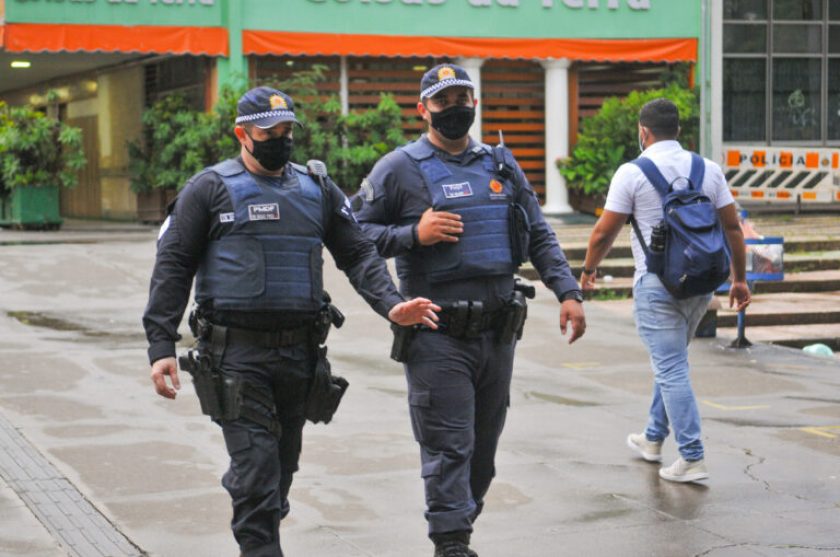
[
  {"xmin": 828, "ymin": 60, "xmax": 840, "ymax": 139},
  {"xmin": 772, "ymin": 58, "xmax": 821, "ymax": 141},
  {"xmin": 830, "ymin": 25, "xmax": 840, "ymax": 52},
  {"xmin": 773, "ymin": 0, "xmax": 822, "ymax": 20},
  {"xmin": 831, "ymin": 0, "xmax": 840, "ymax": 20},
  {"xmin": 773, "ymin": 23, "xmax": 822, "ymax": 52},
  {"xmin": 725, "ymin": 24, "xmax": 767, "ymax": 52},
  {"xmin": 724, "ymin": 59, "xmax": 767, "ymax": 141},
  {"xmin": 724, "ymin": 0, "xmax": 767, "ymax": 20}
]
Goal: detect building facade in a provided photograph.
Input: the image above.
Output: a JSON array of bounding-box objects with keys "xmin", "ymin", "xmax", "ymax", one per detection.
[{"xmin": 0, "ymin": 0, "xmax": 703, "ymax": 219}]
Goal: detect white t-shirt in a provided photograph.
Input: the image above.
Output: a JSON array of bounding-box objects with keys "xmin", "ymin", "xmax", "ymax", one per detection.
[{"xmin": 603, "ymin": 140, "xmax": 735, "ymax": 285}]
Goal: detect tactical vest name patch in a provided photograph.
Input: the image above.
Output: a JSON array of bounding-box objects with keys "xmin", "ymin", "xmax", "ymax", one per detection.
[
  {"xmin": 219, "ymin": 212, "xmax": 235, "ymax": 223},
  {"xmin": 441, "ymin": 182, "xmax": 474, "ymax": 199},
  {"xmin": 248, "ymin": 203, "xmax": 280, "ymax": 221}
]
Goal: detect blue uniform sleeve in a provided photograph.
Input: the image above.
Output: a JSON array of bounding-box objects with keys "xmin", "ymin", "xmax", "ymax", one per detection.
[
  {"xmin": 142, "ymin": 170, "xmax": 220, "ymax": 364},
  {"xmin": 353, "ymin": 152, "xmax": 421, "ymax": 258},
  {"xmin": 323, "ymin": 179, "xmax": 405, "ymax": 318},
  {"xmin": 514, "ymin": 165, "xmax": 581, "ymax": 301}
]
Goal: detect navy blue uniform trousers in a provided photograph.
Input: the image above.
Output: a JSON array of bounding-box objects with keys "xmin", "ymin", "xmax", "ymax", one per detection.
[
  {"xmin": 201, "ymin": 338, "xmax": 312, "ymax": 557},
  {"xmin": 404, "ymin": 329, "xmax": 515, "ymax": 536}
]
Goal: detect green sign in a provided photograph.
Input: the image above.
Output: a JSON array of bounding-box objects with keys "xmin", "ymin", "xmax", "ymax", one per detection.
[
  {"xmin": 246, "ymin": 0, "xmax": 699, "ymax": 40},
  {"xmin": 7, "ymin": 0, "xmax": 223, "ymax": 27},
  {"xmin": 7, "ymin": 0, "xmax": 700, "ymax": 40}
]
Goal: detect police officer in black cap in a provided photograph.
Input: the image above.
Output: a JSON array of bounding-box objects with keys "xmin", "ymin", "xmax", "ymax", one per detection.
[
  {"xmin": 353, "ymin": 65, "xmax": 586, "ymax": 556},
  {"xmin": 143, "ymin": 86, "xmax": 439, "ymax": 557}
]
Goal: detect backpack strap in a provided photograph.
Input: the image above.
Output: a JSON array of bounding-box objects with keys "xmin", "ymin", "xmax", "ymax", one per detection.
[
  {"xmin": 631, "ymin": 157, "xmax": 670, "ymax": 199},
  {"xmin": 688, "ymin": 153, "xmax": 706, "ymax": 192}
]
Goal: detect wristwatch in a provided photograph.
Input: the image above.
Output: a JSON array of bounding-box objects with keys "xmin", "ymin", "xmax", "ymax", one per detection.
[
  {"xmin": 582, "ymin": 266, "xmax": 596, "ymax": 275},
  {"xmin": 560, "ymin": 290, "xmax": 584, "ymax": 304}
]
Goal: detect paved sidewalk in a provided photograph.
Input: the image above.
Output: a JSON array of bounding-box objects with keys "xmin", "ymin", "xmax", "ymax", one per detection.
[{"xmin": 0, "ymin": 224, "xmax": 838, "ymax": 557}]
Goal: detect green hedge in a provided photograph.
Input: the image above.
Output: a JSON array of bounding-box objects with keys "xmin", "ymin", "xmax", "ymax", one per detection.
[
  {"xmin": 0, "ymin": 100, "xmax": 86, "ymax": 191},
  {"xmin": 129, "ymin": 66, "xmax": 406, "ymax": 193},
  {"xmin": 558, "ymin": 84, "xmax": 699, "ymax": 196}
]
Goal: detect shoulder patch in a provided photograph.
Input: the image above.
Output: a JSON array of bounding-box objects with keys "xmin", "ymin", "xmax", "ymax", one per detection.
[{"xmin": 360, "ymin": 178, "xmax": 375, "ymax": 202}]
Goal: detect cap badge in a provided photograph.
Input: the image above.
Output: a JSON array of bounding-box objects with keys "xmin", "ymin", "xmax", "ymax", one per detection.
[
  {"xmin": 437, "ymin": 67, "xmax": 456, "ymax": 81},
  {"xmin": 269, "ymin": 94, "xmax": 288, "ymax": 110}
]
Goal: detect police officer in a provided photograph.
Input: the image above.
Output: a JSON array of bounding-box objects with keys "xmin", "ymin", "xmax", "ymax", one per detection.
[
  {"xmin": 353, "ymin": 65, "xmax": 586, "ymax": 557},
  {"xmin": 142, "ymin": 86, "xmax": 439, "ymax": 557}
]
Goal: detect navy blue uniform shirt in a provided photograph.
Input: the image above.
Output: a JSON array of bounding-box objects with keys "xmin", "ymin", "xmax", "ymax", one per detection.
[
  {"xmin": 143, "ymin": 158, "xmax": 404, "ymax": 365},
  {"xmin": 353, "ymin": 135, "xmax": 579, "ymax": 310}
]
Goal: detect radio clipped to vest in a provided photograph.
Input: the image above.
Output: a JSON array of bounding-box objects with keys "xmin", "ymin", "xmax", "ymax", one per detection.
[{"xmin": 495, "ymin": 131, "xmax": 530, "ymax": 267}]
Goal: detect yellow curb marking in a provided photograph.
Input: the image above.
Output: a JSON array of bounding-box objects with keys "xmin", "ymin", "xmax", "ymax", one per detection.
[
  {"xmin": 561, "ymin": 362, "xmax": 601, "ymax": 370},
  {"xmin": 702, "ymin": 400, "xmax": 770, "ymax": 411},
  {"xmin": 800, "ymin": 426, "xmax": 840, "ymax": 439}
]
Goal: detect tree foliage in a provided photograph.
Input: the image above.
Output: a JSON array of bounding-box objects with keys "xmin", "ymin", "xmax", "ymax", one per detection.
[
  {"xmin": 558, "ymin": 84, "xmax": 699, "ymax": 196},
  {"xmin": 0, "ymin": 101, "xmax": 86, "ymax": 191},
  {"xmin": 129, "ymin": 66, "xmax": 406, "ymax": 193}
]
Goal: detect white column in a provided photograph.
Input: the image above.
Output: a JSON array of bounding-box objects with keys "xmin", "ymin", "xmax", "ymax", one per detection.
[
  {"xmin": 541, "ymin": 58, "xmax": 573, "ymax": 214},
  {"xmin": 339, "ymin": 56, "xmax": 349, "ymax": 116},
  {"xmin": 709, "ymin": 0, "xmax": 724, "ymax": 165},
  {"xmin": 456, "ymin": 57, "xmax": 484, "ymax": 141}
]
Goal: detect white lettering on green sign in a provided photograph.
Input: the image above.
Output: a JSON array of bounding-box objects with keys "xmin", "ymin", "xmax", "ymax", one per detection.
[
  {"xmin": 13, "ymin": 0, "xmax": 215, "ymax": 5},
  {"xmin": 305, "ymin": 0, "xmax": 650, "ymax": 8}
]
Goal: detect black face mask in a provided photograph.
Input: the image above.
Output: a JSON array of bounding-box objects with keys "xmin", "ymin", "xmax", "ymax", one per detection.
[
  {"xmin": 246, "ymin": 132, "xmax": 293, "ymax": 171},
  {"xmin": 430, "ymin": 105, "xmax": 475, "ymax": 140}
]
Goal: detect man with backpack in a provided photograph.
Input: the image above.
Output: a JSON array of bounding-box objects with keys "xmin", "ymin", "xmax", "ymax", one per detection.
[{"xmin": 580, "ymin": 98, "xmax": 751, "ymax": 483}]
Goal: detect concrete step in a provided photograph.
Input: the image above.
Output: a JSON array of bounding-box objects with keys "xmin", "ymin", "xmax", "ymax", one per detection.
[
  {"xmin": 716, "ymin": 292, "xmax": 840, "ymax": 328},
  {"xmin": 717, "ymin": 323, "xmax": 840, "ymax": 351},
  {"xmin": 521, "ymin": 252, "xmax": 840, "ymax": 280},
  {"xmin": 556, "ymin": 238, "xmax": 840, "ymax": 262}
]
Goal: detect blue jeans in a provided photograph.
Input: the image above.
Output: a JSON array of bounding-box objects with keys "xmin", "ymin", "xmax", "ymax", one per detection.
[{"xmin": 633, "ymin": 273, "xmax": 712, "ymax": 462}]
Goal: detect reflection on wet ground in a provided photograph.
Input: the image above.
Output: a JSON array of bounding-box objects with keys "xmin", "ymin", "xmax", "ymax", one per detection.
[
  {"xmin": 7, "ymin": 311, "xmax": 146, "ymax": 343},
  {"xmin": 526, "ymin": 391, "xmax": 600, "ymax": 407}
]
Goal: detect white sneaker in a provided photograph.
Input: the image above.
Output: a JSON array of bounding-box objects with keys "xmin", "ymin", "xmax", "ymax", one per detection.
[
  {"xmin": 659, "ymin": 457, "xmax": 709, "ymax": 483},
  {"xmin": 626, "ymin": 433, "xmax": 663, "ymax": 463}
]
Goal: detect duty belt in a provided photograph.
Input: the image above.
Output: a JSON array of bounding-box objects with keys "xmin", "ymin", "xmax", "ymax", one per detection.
[
  {"xmin": 220, "ymin": 324, "xmax": 312, "ymax": 348},
  {"xmin": 434, "ymin": 301, "xmax": 506, "ymax": 338}
]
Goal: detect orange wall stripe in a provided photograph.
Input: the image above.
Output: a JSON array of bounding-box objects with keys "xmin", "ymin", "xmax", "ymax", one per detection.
[
  {"xmin": 3, "ymin": 23, "xmax": 228, "ymax": 56},
  {"xmin": 243, "ymin": 31, "xmax": 698, "ymax": 63}
]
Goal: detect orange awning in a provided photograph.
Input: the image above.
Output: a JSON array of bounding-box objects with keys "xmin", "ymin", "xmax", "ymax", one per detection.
[
  {"xmin": 244, "ymin": 31, "xmax": 697, "ymax": 63},
  {"xmin": 2, "ymin": 23, "xmax": 228, "ymax": 56}
]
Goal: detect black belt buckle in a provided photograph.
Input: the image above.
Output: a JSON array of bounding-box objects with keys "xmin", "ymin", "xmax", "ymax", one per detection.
[{"xmin": 465, "ymin": 301, "xmax": 483, "ymax": 338}]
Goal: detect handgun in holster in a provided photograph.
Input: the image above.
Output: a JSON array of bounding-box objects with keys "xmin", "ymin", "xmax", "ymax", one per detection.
[
  {"xmin": 179, "ymin": 349, "xmax": 224, "ymax": 419},
  {"xmin": 314, "ymin": 291, "xmax": 345, "ymax": 347},
  {"xmin": 498, "ymin": 291, "xmax": 529, "ymax": 344},
  {"xmin": 305, "ymin": 346, "xmax": 349, "ymax": 425}
]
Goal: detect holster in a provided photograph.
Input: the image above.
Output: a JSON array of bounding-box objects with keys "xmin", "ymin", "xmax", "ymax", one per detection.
[
  {"xmin": 498, "ymin": 291, "xmax": 528, "ymax": 344},
  {"xmin": 179, "ymin": 348, "xmax": 282, "ymax": 438},
  {"xmin": 313, "ymin": 292, "xmax": 345, "ymax": 347},
  {"xmin": 390, "ymin": 323, "xmax": 416, "ymax": 363},
  {"xmin": 305, "ymin": 346, "xmax": 349, "ymax": 424}
]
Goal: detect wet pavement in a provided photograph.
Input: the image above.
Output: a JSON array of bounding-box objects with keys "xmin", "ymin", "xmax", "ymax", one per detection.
[{"xmin": 0, "ymin": 225, "xmax": 838, "ymax": 557}]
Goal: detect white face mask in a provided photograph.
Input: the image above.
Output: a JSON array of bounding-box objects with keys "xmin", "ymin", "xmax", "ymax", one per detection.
[{"xmin": 638, "ymin": 128, "xmax": 647, "ymax": 154}]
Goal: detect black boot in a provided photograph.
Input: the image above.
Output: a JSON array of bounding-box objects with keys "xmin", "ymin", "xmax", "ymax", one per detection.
[{"xmin": 432, "ymin": 531, "xmax": 478, "ymax": 557}]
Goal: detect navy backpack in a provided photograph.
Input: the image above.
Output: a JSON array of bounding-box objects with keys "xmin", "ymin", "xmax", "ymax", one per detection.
[{"xmin": 630, "ymin": 153, "xmax": 731, "ymax": 299}]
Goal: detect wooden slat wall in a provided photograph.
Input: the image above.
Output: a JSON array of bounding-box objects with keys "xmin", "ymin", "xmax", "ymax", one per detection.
[
  {"xmin": 346, "ymin": 56, "xmax": 445, "ymax": 140},
  {"xmin": 481, "ymin": 60, "xmax": 546, "ymax": 200},
  {"xmin": 60, "ymin": 116, "xmax": 101, "ymax": 218},
  {"xmin": 572, "ymin": 62, "xmax": 669, "ymax": 143},
  {"xmin": 251, "ymin": 55, "xmax": 341, "ymax": 100}
]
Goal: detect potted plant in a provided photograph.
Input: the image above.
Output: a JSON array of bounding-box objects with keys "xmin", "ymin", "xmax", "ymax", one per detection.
[
  {"xmin": 0, "ymin": 101, "xmax": 86, "ymax": 229},
  {"xmin": 558, "ymin": 83, "xmax": 699, "ymax": 215}
]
